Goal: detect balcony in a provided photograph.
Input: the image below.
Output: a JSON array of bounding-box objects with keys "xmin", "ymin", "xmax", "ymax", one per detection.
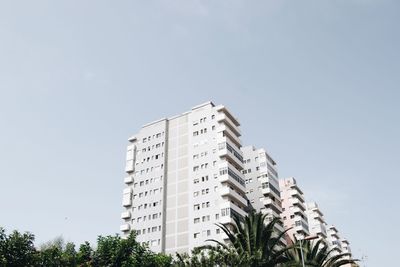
[
  {"xmin": 120, "ymin": 224, "xmax": 130, "ymax": 232},
  {"xmin": 121, "ymin": 211, "xmax": 131, "ymax": 219},
  {"xmin": 219, "ymin": 164, "xmax": 246, "ymax": 192},
  {"xmin": 122, "ymin": 199, "xmax": 132, "ymax": 207},
  {"xmin": 261, "ymin": 186, "xmax": 281, "ymax": 199},
  {"xmin": 273, "ymin": 221, "xmax": 285, "ymax": 233},
  {"xmin": 218, "ymin": 139, "xmax": 244, "ymax": 169},
  {"xmin": 314, "ymin": 215, "xmax": 326, "ymax": 224},
  {"xmin": 289, "ymin": 189, "xmax": 305, "ymax": 202},
  {"xmin": 217, "ymin": 124, "xmax": 241, "ymax": 147},
  {"xmin": 311, "ymin": 224, "xmax": 327, "ymax": 237},
  {"xmin": 294, "ymin": 216, "xmax": 309, "ymax": 229},
  {"xmin": 122, "ymin": 193, "xmax": 132, "ymax": 207},
  {"xmin": 124, "ymin": 176, "xmax": 134, "ymax": 184},
  {"xmin": 292, "ymin": 206, "xmax": 304, "ymax": 215},
  {"xmin": 216, "ymin": 113, "xmax": 241, "ymax": 136},
  {"xmin": 125, "ymin": 160, "xmax": 135, "ymax": 173},
  {"xmin": 291, "ymin": 197, "xmax": 306, "ymax": 210},
  {"xmin": 262, "ymin": 198, "xmax": 274, "ymax": 206},
  {"xmin": 220, "ymin": 186, "xmax": 248, "ymax": 207},
  {"xmin": 219, "ymin": 202, "xmax": 247, "ymax": 225},
  {"xmin": 215, "ymin": 106, "xmax": 240, "ymax": 126},
  {"xmin": 123, "ymin": 187, "xmax": 133, "ymax": 194},
  {"xmin": 329, "ymin": 232, "xmax": 340, "ymax": 239}
]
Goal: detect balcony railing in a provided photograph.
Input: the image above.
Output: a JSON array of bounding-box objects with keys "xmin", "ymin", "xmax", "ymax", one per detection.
[
  {"xmin": 219, "ymin": 142, "xmax": 243, "ymax": 162},
  {"xmin": 120, "ymin": 224, "xmax": 130, "ymax": 232},
  {"xmin": 219, "ymin": 166, "xmax": 245, "ymax": 187}
]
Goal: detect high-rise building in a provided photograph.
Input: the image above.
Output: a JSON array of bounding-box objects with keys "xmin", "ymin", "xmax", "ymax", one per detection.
[
  {"xmin": 120, "ymin": 102, "xmax": 248, "ymax": 254},
  {"xmin": 327, "ymin": 225, "xmax": 342, "ymax": 254},
  {"xmin": 341, "ymin": 239, "xmax": 351, "ymax": 255},
  {"xmin": 279, "ymin": 177, "xmax": 309, "ymax": 241},
  {"xmin": 305, "ymin": 202, "xmax": 328, "ymax": 239},
  {"xmin": 120, "ymin": 101, "xmax": 355, "ymax": 259},
  {"xmin": 241, "ymin": 146, "xmax": 284, "ymax": 234}
]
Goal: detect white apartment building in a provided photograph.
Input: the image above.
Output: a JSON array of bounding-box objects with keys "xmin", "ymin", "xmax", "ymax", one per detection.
[
  {"xmin": 341, "ymin": 239, "xmax": 351, "ymax": 255},
  {"xmin": 241, "ymin": 146, "xmax": 284, "ymax": 234},
  {"xmin": 120, "ymin": 102, "xmax": 248, "ymax": 254},
  {"xmin": 305, "ymin": 202, "xmax": 328, "ymax": 240},
  {"xmin": 279, "ymin": 177, "xmax": 309, "ymax": 242},
  {"xmin": 327, "ymin": 225, "xmax": 342, "ymax": 255}
]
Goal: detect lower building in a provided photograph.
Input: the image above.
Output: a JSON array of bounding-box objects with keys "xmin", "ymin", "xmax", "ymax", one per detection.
[
  {"xmin": 305, "ymin": 202, "xmax": 328, "ymax": 239},
  {"xmin": 279, "ymin": 177, "xmax": 309, "ymax": 242},
  {"xmin": 241, "ymin": 145, "xmax": 284, "ymax": 235}
]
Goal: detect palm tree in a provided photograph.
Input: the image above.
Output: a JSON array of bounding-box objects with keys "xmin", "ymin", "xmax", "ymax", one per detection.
[
  {"xmin": 284, "ymin": 238, "xmax": 358, "ymax": 267},
  {"xmin": 198, "ymin": 211, "xmax": 291, "ymax": 267}
]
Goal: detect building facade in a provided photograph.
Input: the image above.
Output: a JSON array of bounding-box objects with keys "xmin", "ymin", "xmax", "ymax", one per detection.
[
  {"xmin": 279, "ymin": 177, "xmax": 309, "ymax": 242},
  {"xmin": 305, "ymin": 202, "xmax": 328, "ymax": 240},
  {"xmin": 120, "ymin": 101, "xmax": 355, "ymax": 259},
  {"xmin": 327, "ymin": 225, "xmax": 343, "ymax": 254},
  {"xmin": 120, "ymin": 102, "xmax": 248, "ymax": 254},
  {"xmin": 241, "ymin": 146, "xmax": 284, "ymax": 234}
]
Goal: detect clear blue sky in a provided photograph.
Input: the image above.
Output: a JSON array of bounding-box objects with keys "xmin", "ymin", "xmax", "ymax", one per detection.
[{"xmin": 0, "ymin": 1, "xmax": 398, "ymax": 266}]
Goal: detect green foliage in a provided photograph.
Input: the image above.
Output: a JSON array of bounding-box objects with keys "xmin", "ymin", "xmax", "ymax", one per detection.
[
  {"xmin": 76, "ymin": 241, "xmax": 92, "ymax": 266},
  {"xmin": 193, "ymin": 211, "xmax": 290, "ymax": 267},
  {"xmin": 0, "ymin": 227, "xmax": 36, "ymax": 267},
  {"xmin": 0, "ymin": 217, "xmax": 359, "ymax": 267},
  {"xmin": 284, "ymin": 238, "xmax": 358, "ymax": 267}
]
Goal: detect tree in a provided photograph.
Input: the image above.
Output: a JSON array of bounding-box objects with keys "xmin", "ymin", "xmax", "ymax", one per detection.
[
  {"xmin": 198, "ymin": 211, "xmax": 291, "ymax": 267},
  {"xmin": 62, "ymin": 242, "xmax": 77, "ymax": 267},
  {"xmin": 35, "ymin": 236, "xmax": 65, "ymax": 267},
  {"xmin": 76, "ymin": 241, "xmax": 92, "ymax": 266},
  {"xmin": 284, "ymin": 238, "xmax": 358, "ymax": 267},
  {"xmin": 0, "ymin": 228, "xmax": 36, "ymax": 267}
]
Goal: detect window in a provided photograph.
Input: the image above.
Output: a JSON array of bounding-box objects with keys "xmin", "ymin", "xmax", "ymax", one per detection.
[
  {"xmin": 194, "ymin": 204, "xmax": 200, "ymax": 210},
  {"xmin": 211, "ymin": 115, "xmax": 215, "ymax": 119},
  {"xmin": 221, "ymin": 208, "xmax": 230, "ymax": 216},
  {"xmin": 202, "ymin": 215, "xmax": 210, "ymax": 222},
  {"xmin": 193, "ymin": 131, "xmax": 199, "ymax": 136},
  {"xmin": 194, "ymin": 218, "xmax": 200, "ymax": 223},
  {"xmin": 194, "ymin": 232, "xmax": 200, "ymax": 238}
]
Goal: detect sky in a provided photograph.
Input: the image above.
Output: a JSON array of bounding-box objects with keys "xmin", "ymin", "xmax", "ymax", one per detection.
[{"xmin": 0, "ymin": 1, "xmax": 399, "ymax": 266}]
